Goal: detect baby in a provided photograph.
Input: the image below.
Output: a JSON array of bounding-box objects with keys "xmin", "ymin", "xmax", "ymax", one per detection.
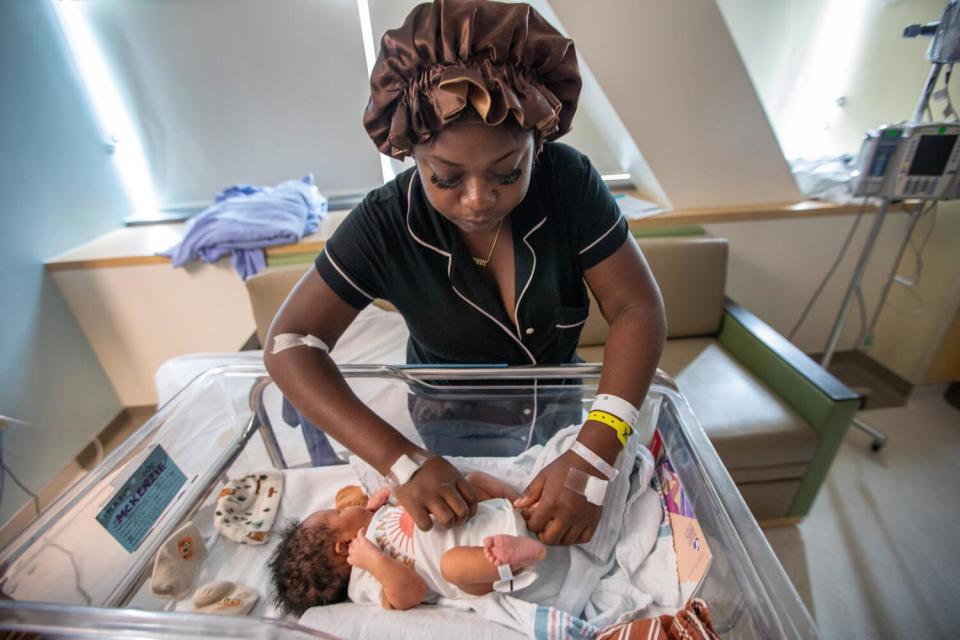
[{"xmin": 269, "ymin": 471, "xmax": 547, "ymax": 615}]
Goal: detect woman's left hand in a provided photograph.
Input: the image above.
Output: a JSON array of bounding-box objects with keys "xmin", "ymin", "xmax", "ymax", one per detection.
[{"xmin": 515, "ymin": 450, "xmax": 603, "ymax": 545}]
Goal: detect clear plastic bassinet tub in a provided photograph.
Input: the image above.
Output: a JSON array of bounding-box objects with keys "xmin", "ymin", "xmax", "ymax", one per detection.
[{"xmin": 0, "ymin": 365, "xmax": 820, "ymax": 639}]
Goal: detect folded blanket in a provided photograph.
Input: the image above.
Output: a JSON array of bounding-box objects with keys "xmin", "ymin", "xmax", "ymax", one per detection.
[
  {"xmin": 161, "ymin": 174, "xmax": 325, "ymax": 279},
  {"xmin": 346, "ymin": 396, "xmax": 679, "ymax": 640},
  {"xmin": 596, "ymin": 598, "xmax": 722, "ymax": 640}
]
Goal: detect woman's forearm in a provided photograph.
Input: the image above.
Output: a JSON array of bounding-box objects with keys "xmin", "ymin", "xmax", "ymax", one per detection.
[
  {"xmin": 597, "ymin": 300, "xmax": 666, "ymax": 406},
  {"xmin": 264, "ymin": 348, "xmax": 420, "ymax": 474},
  {"xmin": 578, "ymin": 299, "xmax": 667, "ymax": 463}
]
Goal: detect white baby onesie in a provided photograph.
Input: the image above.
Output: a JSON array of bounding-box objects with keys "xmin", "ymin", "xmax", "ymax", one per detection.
[{"xmin": 348, "ymin": 498, "xmax": 530, "ymax": 604}]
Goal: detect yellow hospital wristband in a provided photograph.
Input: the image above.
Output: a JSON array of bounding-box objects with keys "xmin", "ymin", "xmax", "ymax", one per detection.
[{"xmin": 587, "ymin": 410, "xmax": 633, "ymax": 447}]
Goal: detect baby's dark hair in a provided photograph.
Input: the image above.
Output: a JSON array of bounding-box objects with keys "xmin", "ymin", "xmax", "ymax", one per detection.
[{"xmin": 268, "ymin": 519, "xmax": 349, "ymax": 615}]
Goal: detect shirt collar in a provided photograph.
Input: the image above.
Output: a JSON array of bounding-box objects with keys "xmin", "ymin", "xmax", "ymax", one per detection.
[{"xmin": 403, "ymin": 170, "xmax": 548, "ymax": 341}]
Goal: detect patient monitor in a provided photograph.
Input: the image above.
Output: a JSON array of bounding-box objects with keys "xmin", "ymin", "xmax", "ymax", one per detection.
[{"xmin": 852, "ymin": 122, "xmax": 960, "ymax": 199}]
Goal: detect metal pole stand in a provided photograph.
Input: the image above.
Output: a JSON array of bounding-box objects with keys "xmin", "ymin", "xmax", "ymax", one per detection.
[
  {"xmin": 819, "ymin": 6, "xmax": 957, "ymax": 450},
  {"xmin": 819, "ymin": 200, "xmax": 892, "ymax": 451}
]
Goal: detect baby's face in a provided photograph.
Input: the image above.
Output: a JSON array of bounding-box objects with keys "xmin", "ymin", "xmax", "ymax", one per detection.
[
  {"xmin": 300, "ymin": 507, "xmax": 374, "ymax": 579},
  {"xmin": 304, "ymin": 506, "xmax": 372, "ymax": 539}
]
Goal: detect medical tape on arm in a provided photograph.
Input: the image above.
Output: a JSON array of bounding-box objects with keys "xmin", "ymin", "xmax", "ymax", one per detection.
[
  {"xmin": 271, "ymin": 333, "xmax": 330, "ymax": 354},
  {"xmin": 569, "ymin": 441, "xmax": 618, "ymax": 480},
  {"xmin": 385, "ymin": 451, "xmax": 431, "ymax": 490},
  {"xmin": 564, "ymin": 467, "xmax": 608, "ymax": 506}
]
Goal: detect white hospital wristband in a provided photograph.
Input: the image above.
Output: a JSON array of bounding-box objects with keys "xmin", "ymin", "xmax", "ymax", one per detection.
[
  {"xmin": 591, "ymin": 394, "xmax": 639, "ymax": 427},
  {"xmin": 570, "ymin": 441, "xmax": 618, "ymax": 481},
  {"xmin": 385, "ymin": 452, "xmax": 431, "ymax": 490}
]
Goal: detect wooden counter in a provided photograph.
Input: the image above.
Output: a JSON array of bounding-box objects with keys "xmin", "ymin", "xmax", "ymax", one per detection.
[{"xmin": 46, "ymin": 198, "xmax": 872, "ymax": 272}]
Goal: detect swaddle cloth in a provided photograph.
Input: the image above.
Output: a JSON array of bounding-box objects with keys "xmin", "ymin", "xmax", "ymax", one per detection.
[{"xmin": 214, "ymin": 472, "xmax": 284, "ymax": 544}]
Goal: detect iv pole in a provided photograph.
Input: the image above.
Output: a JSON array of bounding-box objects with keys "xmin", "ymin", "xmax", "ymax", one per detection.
[{"xmin": 819, "ymin": 1, "xmax": 960, "ymax": 451}]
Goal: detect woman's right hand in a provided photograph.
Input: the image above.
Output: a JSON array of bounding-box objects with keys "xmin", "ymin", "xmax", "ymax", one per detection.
[{"xmin": 393, "ymin": 456, "xmax": 478, "ymax": 530}]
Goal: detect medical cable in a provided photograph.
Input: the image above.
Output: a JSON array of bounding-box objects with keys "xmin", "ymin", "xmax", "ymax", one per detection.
[
  {"xmin": 904, "ymin": 203, "xmax": 939, "ymax": 284},
  {"xmin": 935, "ymin": 64, "xmax": 959, "ymax": 122},
  {"xmin": 0, "ymin": 418, "xmax": 42, "ymax": 517},
  {"xmin": 854, "ymin": 286, "xmax": 868, "ymax": 348},
  {"xmin": 0, "ymin": 415, "xmax": 107, "ymax": 517},
  {"xmin": 40, "ymin": 542, "xmax": 92, "ymax": 605},
  {"xmin": 522, "ymin": 378, "xmax": 539, "ymax": 451},
  {"xmin": 864, "ymin": 201, "xmax": 937, "ymax": 341},
  {"xmin": 788, "ymin": 197, "xmax": 868, "ymax": 341}
]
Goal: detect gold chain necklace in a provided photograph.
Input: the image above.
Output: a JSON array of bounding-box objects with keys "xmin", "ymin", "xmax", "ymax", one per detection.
[{"xmin": 471, "ymin": 218, "xmax": 505, "ymax": 267}]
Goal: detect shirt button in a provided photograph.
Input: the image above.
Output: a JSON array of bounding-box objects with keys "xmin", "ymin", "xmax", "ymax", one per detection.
[
  {"xmin": 525, "ymin": 327, "xmax": 535, "ymax": 336},
  {"xmin": 523, "ymin": 408, "xmax": 532, "ymax": 416}
]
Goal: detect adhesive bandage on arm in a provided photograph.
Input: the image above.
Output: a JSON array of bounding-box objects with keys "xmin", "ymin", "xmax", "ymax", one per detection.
[
  {"xmin": 271, "ymin": 333, "xmax": 330, "ymax": 355},
  {"xmin": 564, "ymin": 467, "xmax": 608, "ymax": 506},
  {"xmin": 569, "ymin": 441, "xmax": 618, "ymax": 480},
  {"xmin": 384, "ymin": 451, "xmax": 431, "ymax": 490}
]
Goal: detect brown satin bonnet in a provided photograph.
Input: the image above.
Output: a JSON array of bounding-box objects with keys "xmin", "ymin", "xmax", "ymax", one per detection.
[{"xmin": 363, "ymin": 0, "xmax": 582, "ymax": 159}]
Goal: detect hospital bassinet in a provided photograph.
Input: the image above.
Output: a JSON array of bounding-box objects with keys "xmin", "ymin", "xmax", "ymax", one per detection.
[{"xmin": 0, "ymin": 365, "xmax": 820, "ymax": 639}]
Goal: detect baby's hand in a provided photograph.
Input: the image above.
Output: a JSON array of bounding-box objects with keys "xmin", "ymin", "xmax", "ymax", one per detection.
[
  {"xmin": 347, "ymin": 528, "xmax": 382, "ymax": 570},
  {"xmin": 366, "ymin": 487, "xmax": 392, "ymax": 511}
]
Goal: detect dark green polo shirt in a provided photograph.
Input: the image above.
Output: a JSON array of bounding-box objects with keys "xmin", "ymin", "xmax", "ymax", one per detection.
[{"xmin": 315, "ymin": 142, "xmax": 628, "ymax": 366}]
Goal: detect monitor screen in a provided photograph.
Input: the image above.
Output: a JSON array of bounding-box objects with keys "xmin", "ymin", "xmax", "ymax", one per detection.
[{"xmin": 908, "ymin": 134, "xmax": 958, "ymax": 176}]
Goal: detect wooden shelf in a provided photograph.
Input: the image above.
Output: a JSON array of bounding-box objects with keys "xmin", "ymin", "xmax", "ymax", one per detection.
[{"xmin": 45, "ymin": 199, "xmax": 880, "ymax": 272}]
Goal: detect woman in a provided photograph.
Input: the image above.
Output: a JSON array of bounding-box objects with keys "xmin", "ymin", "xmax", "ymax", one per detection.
[{"xmin": 265, "ymin": 0, "xmax": 666, "ymax": 546}]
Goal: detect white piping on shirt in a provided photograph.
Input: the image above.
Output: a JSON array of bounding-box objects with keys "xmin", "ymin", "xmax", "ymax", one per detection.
[
  {"xmin": 404, "ymin": 174, "xmax": 537, "ymax": 365},
  {"xmin": 578, "ymin": 214, "xmax": 624, "ymax": 256},
  {"xmin": 556, "ymin": 317, "xmax": 588, "ymax": 329},
  {"xmin": 325, "ymin": 251, "xmax": 375, "ymax": 301},
  {"xmin": 514, "ymin": 217, "xmax": 546, "ymax": 341}
]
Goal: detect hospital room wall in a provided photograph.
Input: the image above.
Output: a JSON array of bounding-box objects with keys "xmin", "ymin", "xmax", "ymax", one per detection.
[
  {"xmin": 0, "ymin": 0, "xmax": 129, "ymax": 524},
  {"xmin": 712, "ymin": 0, "xmax": 960, "ymax": 383}
]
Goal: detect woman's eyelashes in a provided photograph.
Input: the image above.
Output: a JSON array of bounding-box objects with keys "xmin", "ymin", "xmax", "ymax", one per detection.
[
  {"xmin": 496, "ymin": 168, "xmax": 523, "ymax": 185},
  {"xmin": 429, "ymin": 168, "xmax": 523, "ymax": 190},
  {"xmin": 430, "ymin": 173, "xmax": 460, "ymax": 189}
]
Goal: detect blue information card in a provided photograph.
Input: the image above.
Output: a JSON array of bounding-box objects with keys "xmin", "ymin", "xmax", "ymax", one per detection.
[{"xmin": 96, "ymin": 445, "xmax": 187, "ymax": 552}]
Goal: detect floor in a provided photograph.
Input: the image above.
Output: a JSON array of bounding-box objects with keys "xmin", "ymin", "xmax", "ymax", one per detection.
[
  {"xmin": 763, "ymin": 384, "xmax": 960, "ymax": 640},
  {"xmin": 823, "ymin": 351, "xmax": 910, "ymax": 410}
]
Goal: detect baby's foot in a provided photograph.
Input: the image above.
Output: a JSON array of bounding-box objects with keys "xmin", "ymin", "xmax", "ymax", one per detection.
[{"xmin": 482, "ymin": 535, "xmax": 546, "ymax": 568}]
